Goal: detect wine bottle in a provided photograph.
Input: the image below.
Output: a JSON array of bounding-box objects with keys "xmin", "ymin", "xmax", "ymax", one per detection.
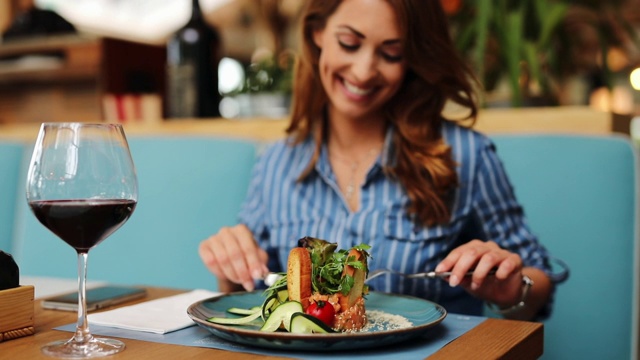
[{"xmin": 166, "ymin": 0, "xmax": 222, "ymax": 118}]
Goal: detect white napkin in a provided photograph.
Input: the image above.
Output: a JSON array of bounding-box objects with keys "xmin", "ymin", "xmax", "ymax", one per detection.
[{"xmin": 88, "ymin": 289, "xmax": 220, "ymax": 334}]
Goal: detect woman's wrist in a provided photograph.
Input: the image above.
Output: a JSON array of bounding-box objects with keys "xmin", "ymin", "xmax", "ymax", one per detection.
[{"xmin": 487, "ymin": 274, "xmax": 534, "ymax": 315}]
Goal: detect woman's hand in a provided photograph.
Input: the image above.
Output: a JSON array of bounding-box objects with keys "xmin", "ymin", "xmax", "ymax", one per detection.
[
  {"xmin": 435, "ymin": 240, "xmax": 523, "ymax": 307},
  {"xmin": 436, "ymin": 240, "xmax": 553, "ymax": 320},
  {"xmin": 198, "ymin": 224, "xmax": 269, "ymax": 292}
]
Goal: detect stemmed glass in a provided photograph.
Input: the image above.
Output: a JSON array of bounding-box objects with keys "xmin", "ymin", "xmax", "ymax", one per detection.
[{"xmin": 26, "ymin": 123, "xmax": 138, "ymax": 358}]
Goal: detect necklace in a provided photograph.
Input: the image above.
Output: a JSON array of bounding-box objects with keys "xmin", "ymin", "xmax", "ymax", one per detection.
[{"xmin": 330, "ymin": 147, "xmax": 381, "ymax": 200}]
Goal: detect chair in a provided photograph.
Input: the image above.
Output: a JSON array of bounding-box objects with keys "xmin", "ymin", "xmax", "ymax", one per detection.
[
  {"xmin": 0, "ymin": 141, "xmax": 25, "ymax": 253},
  {"xmin": 11, "ymin": 136, "xmax": 257, "ymax": 291},
  {"xmin": 491, "ymin": 134, "xmax": 639, "ymax": 360}
]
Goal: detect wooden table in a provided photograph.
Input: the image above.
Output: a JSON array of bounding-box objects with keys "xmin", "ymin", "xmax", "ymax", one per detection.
[{"xmin": 0, "ymin": 287, "xmax": 543, "ymax": 360}]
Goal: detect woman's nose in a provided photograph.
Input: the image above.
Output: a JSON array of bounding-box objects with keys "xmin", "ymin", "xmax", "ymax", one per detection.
[{"xmin": 351, "ymin": 52, "xmax": 379, "ymax": 82}]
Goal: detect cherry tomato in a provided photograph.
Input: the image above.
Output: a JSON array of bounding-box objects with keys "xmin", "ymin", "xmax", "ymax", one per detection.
[{"xmin": 305, "ymin": 300, "xmax": 335, "ymax": 327}]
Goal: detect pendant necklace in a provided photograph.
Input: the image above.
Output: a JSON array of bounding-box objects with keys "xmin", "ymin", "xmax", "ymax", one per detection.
[{"xmin": 330, "ymin": 147, "xmax": 381, "ymax": 200}]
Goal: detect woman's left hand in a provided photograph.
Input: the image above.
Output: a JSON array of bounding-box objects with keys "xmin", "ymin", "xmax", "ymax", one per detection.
[{"xmin": 435, "ymin": 239, "xmax": 523, "ymax": 307}]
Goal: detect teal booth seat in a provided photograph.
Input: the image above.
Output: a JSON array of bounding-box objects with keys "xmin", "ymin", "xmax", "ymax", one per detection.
[
  {"xmin": 491, "ymin": 134, "xmax": 639, "ymax": 360},
  {"xmin": 0, "ymin": 141, "xmax": 25, "ymax": 253},
  {"xmin": 11, "ymin": 136, "xmax": 257, "ymax": 291}
]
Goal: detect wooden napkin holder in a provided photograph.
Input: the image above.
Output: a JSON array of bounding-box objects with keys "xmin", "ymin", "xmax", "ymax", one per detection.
[{"xmin": 0, "ymin": 285, "xmax": 35, "ymax": 342}]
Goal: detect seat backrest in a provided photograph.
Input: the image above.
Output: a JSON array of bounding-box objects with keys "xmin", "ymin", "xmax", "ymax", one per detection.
[
  {"xmin": 12, "ymin": 136, "xmax": 257, "ymax": 291},
  {"xmin": 491, "ymin": 134, "xmax": 639, "ymax": 360},
  {"xmin": 0, "ymin": 141, "xmax": 25, "ymax": 253}
]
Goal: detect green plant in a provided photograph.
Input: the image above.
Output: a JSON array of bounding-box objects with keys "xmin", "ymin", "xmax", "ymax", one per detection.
[
  {"xmin": 231, "ymin": 51, "xmax": 294, "ymax": 96},
  {"xmin": 555, "ymin": 1, "xmax": 640, "ymax": 90},
  {"xmin": 448, "ymin": 0, "xmax": 639, "ymax": 107}
]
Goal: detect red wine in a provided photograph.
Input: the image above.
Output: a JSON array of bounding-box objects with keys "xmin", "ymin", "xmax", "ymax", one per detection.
[{"xmin": 29, "ymin": 199, "xmax": 136, "ymax": 252}]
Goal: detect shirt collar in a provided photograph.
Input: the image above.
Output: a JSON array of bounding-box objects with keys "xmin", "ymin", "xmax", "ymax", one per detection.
[
  {"xmin": 290, "ymin": 137, "xmax": 317, "ymax": 177},
  {"xmin": 295, "ymin": 125, "xmax": 397, "ymax": 179}
]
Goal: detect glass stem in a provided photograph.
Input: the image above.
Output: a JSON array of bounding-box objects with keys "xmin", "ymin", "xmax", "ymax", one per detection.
[{"xmin": 74, "ymin": 251, "xmax": 92, "ymax": 344}]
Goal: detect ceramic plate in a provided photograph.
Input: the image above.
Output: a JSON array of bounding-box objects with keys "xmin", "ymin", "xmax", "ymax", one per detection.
[{"xmin": 187, "ymin": 291, "xmax": 446, "ymax": 351}]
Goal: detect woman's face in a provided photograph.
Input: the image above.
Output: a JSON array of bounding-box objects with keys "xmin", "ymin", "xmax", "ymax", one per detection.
[{"xmin": 313, "ymin": 0, "xmax": 406, "ymax": 122}]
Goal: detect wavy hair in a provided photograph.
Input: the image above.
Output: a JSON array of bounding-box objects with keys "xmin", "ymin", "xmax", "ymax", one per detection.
[{"xmin": 287, "ymin": 0, "xmax": 478, "ymax": 226}]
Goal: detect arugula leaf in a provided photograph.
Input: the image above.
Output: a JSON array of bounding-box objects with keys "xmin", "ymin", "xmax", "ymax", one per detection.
[
  {"xmin": 266, "ymin": 238, "xmax": 372, "ymax": 298},
  {"xmin": 301, "ymin": 239, "xmax": 371, "ymax": 295}
]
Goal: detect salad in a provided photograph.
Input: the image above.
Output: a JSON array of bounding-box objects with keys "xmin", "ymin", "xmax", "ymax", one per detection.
[{"xmin": 207, "ymin": 237, "xmax": 371, "ymax": 334}]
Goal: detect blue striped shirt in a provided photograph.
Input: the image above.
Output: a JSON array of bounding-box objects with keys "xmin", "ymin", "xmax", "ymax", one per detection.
[{"xmin": 239, "ymin": 121, "xmax": 552, "ymax": 316}]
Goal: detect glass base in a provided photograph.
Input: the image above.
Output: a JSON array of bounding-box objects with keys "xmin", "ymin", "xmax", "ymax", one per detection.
[{"xmin": 42, "ymin": 337, "xmax": 125, "ymax": 358}]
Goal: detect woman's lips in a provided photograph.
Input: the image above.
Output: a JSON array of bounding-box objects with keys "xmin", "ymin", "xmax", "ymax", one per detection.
[{"xmin": 340, "ymin": 77, "xmax": 375, "ymax": 100}]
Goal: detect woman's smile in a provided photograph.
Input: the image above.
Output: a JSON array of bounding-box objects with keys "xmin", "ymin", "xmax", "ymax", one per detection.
[{"xmin": 340, "ymin": 77, "xmax": 375, "ymax": 99}]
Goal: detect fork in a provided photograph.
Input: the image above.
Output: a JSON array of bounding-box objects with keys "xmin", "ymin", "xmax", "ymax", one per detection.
[
  {"xmin": 365, "ymin": 268, "xmax": 497, "ymax": 282},
  {"xmin": 263, "ymin": 268, "xmax": 496, "ymax": 287}
]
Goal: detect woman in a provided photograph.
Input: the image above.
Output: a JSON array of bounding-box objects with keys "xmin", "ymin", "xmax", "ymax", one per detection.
[{"xmin": 199, "ymin": 0, "xmax": 555, "ymax": 321}]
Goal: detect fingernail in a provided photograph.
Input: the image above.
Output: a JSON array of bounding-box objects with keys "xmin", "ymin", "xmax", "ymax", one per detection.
[
  {"xmin": 243, "ymin": 281, "xmax": 255, "ymax": 291},
  {"xmin": 251, "ymin": 269, "xmax": 263, "ymax": 280},
  {"xmin": 449, "ymin": 275, "xmax": 459, "ymax": 287},
  {"xmin": 471, "ymin": 282, "xmax": 479, "ymax": 291}
]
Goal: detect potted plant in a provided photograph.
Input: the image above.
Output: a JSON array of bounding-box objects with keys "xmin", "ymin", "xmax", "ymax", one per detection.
[{"xmin": 226, "ymin": 49, "xmax": 294, "ymax": 118}]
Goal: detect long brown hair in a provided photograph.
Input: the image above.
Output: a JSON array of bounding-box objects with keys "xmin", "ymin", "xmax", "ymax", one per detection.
[{"xmin": 287, "ymin": 0, "xmax": 478, "ymax": 226}]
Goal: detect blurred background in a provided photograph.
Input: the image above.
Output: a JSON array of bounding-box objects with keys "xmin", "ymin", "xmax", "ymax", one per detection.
[{"xmin": 0, "ymin": 0, "xmax": 639, "ymax": 123}]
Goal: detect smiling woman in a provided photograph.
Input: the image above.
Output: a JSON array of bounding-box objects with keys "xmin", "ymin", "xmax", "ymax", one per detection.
[{"xmin": 199, "ymin": 0, "xmax": 562, "ymax": 324}]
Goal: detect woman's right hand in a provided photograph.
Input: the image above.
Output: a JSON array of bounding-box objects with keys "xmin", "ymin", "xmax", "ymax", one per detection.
[{"xmin": 198, "ymin": 224, "xmax": 269, "ymax": 292}]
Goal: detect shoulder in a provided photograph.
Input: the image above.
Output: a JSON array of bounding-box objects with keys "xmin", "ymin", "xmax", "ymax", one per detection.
[
  {"xmin": 255, "ymin": 136, "xmax": 314, "ymax": 174},
  {"xmin": 441, "ymin": 121, "xmax": 495, "ymax": 157},
  {"xmin": 261, "ymin": 136, "xmax": 313, "ymax": 157}
]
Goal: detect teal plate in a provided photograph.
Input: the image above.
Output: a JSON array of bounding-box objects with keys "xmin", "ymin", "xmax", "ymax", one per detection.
[{"xmin": 187, "ymin": 291, "xmax": 447, "ymax": 352}]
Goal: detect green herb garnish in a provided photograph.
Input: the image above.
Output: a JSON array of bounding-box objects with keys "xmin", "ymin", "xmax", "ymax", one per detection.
[
  {"xmin": 263, "ymin": 238, "xmax": 372, "ymax": 299},
  {"xmin": 303, "ymin": 237, "xmax": 371, "ymax": 296}
]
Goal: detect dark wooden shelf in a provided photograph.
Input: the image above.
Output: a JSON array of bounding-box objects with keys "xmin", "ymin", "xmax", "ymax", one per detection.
[
  {"xmin": 0, "ymin": 34, "xmax": 165, "ymax": 124},
  {"xmin": 0, "ymin": 34, "xmax": 101, "ymax": 85},
  {"xmin": 0, "ymin": 34, "xmax": 99, "ymax": 57}
]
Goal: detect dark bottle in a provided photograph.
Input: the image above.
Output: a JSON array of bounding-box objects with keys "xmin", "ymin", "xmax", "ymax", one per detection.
[{"xmin": 166, "ymin": 0, "xmax": 222, "ymax": 118}]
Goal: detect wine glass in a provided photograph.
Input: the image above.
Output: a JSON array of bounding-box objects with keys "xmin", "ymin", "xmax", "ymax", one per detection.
[{"xmin": 26, "ymin": 123, "xmax": 138, "ymax": 358}]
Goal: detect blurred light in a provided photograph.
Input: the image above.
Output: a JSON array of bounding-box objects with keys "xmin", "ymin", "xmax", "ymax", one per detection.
[
  {"xmin": 630, "ymin": 68, "xmax": 640, "ymax": 91},
  {"xmin": 589, "ymin": 86, "xmax": 634, "ymax": 114},
  {"xmin": 219, "ymin": 96, "xmax": 240, "ymax": 118},
  {"xmin": 631, "ymin": 116, "xmax": 640, "ymax": 143},
  {"xmin": 182, "ymin": 28, "xmax": 199, "ymax": 43},
  {"xmin": 607, "ymin": 47, "xmax": 629, "ymax": 72},
  {"xmin": 218, "ymin": 57, "xmax": 244, "ymax": 94},
  {"xmin": 33, "ymin": 0, "xmax": 232, "ymax": 45}
]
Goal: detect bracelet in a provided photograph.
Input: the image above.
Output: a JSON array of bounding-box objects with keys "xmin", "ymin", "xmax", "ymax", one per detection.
[{"xmin": 487, "ymin": 275, "xmax": 534, "ymax": 315}]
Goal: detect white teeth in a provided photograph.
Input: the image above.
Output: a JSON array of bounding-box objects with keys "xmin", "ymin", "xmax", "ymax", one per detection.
[{"xmin": 343, "ymin": 80, "xmax": 373, "ymax": 96}]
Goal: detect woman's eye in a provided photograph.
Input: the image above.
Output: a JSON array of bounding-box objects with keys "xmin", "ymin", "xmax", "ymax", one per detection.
[
  {"xmin": 338, "ymin": 40, "xmax": 359, "ymax": 51},
  {"xmin": 382, "ymin": 53, "xmax": 403, "ymax": 63}
]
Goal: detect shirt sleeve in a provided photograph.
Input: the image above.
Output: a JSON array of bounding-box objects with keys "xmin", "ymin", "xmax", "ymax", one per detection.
[
  {"xmin": 237, "ymin": 143, "xmax": 283, "ymax": 272},
  {"xmin": 471, "ymin": 136, "xmax": 555, "ymax": 318},
  {"xmin": 237, "ymin": 146, "xmax": 269, "ymax": 244}
]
